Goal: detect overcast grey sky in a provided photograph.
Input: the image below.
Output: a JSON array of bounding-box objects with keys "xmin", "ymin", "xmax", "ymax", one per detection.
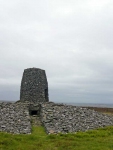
[{"xmin": 0, "ymin": 0, "xmax": 113, "ymax": 103}]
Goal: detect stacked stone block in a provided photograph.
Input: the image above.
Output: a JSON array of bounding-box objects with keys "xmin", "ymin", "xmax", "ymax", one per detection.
[{"xmin": 20, "ymin": 68, "xmax": 49, "ymax": 103}]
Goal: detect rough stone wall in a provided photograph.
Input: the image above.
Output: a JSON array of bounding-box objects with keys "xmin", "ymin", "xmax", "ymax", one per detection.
[
  {"xmin": 40, "ymin": 102, "xmax": 113, "ymax": 134},
  {"xmin": 20, "ymin": 68, "xmax": 49, "ymax": 103},
  {"xmin": 0, "ymin": 102, "xmax": 31, "ymax": 134}
]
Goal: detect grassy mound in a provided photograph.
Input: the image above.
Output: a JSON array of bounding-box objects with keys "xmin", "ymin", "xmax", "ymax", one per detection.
[{"xmin": 0, "ymin": 126, "xmax": 113, "ymax": 150}]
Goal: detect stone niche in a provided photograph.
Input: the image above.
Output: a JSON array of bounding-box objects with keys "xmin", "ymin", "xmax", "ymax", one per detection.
[
  {"xmin": 20, "ymin": 68, "xmax": 49, "ymax": 103},
  {"xmin": 29, "ymin": 103, "xmax": 41, "ymax": 116}
]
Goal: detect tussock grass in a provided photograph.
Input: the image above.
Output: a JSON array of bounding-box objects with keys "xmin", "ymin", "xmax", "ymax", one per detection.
[{"xmin": 1, "ymin": 126, "xmax": 113, "ymax": 150}]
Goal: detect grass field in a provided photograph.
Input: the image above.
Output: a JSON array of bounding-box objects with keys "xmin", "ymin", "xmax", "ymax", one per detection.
[{"xmin": 0, "ymin": 125, "xmax": 113, "ymax": 150}]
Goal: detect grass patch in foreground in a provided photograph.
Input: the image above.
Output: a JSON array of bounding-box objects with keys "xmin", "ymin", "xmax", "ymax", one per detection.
[{"xmin": 0, "ymin": 126, "xmax": 113, "ymax": 150}]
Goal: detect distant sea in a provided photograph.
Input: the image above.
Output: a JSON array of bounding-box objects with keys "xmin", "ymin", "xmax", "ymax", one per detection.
[
  {"xmin": 0, "ymin": 100, "xmax": 16, "ymax": 103},
  {"xmin": 0, "ymin": 100, "xmax": 113, "ymax": 108},
  {"xmin": 64, "ymin": 103, "xmax": 113, "ymax": 108}
]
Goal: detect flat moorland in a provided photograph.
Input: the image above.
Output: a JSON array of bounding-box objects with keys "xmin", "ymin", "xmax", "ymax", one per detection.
[
  {"xmin": 0, "ymin": 125, "xmax": 113, "ymax": 150},
  {"xmin": 85, "ymin": 107, "xmax": 113, "ymax": 114}
]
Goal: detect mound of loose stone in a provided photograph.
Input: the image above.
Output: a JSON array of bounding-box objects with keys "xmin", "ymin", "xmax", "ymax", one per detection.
[
  {"xmin": 0, "ymin": 102, "xmax": 31, "ymax": 134},
  {"xmin": 40, "ymin": 102, "xmax": 113, "ymax": 134},
  {"xmin": 1, "ymin": 101, "xmax": 113, "ymax": 135}
]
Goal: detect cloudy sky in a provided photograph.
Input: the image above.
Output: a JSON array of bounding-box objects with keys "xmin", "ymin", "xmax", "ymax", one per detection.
[{"xmin": 0, "ymin": 0, "xmax": 113, "ymax": 104}]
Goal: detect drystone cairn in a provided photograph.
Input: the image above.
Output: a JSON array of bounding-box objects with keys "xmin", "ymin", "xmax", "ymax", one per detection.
[
  {"xmin": 1, "ymin": 101, "xmax": 113, "ymax": 134},
  {"xmin": 20, "ymin": 68, "xmax": 49, "ymax": 103},
  {"xmin": 0, "ymin": 102, "xmax": 31, "ymax": 134},
  {"xmin": 1, "ymin": 67, "xmax": 113, "ymax": 135},
  {"xmin": 40, "ymin": 102, "xmax": 113, "ymax": 134}
]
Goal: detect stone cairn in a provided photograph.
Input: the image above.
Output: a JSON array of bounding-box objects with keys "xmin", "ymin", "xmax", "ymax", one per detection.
[
  {"xmin": 1, "ymin": 67, "xmax": 113, "ymax": 134},
  {"xmin": 20, "ymin": 68, "xmax": 49, "ymax": 103},
  {"xmin": 40, "ymin": 102, "xmax": 113, "ymax": 134},
  {"xmin": 0, "ymin": 102, "xmax": 31, "ymax": 134}
]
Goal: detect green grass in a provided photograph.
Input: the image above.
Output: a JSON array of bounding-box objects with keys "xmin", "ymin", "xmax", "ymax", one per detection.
[{"xmin": 1, "ymin": 126, "xmax": 113, "ymax": 150}]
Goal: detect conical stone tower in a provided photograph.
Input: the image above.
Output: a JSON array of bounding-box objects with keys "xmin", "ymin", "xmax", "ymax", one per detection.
[{"xmin": 20, "ymin": 68, "xmax": 49, "ymax": 103}]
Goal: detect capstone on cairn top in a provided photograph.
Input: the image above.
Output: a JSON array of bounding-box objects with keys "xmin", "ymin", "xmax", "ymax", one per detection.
[{"xmin": 20, "ymin": 68, "xmax": 49, "ymax": 103}]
